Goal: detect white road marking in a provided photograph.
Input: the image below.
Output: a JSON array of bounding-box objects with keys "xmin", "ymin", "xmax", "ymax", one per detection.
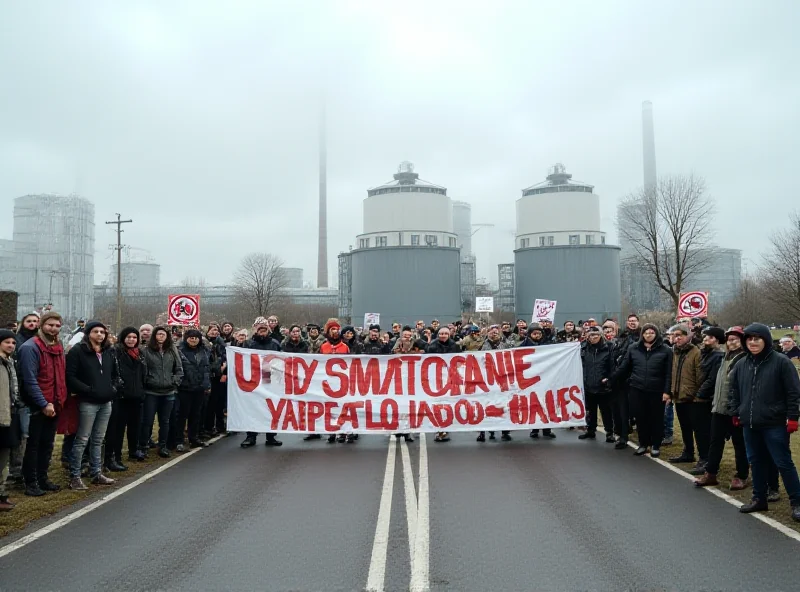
[
  {"xmin": 598, "ymin": 428, "xmax": 800, "ymax": 544},
  {"xmin": 366, "ymin": 437, "xmax": 397, "ymax": 592},
  {"xmin": 410, "ymin": 433, "xmax": 430, "ymax": 592},
  {"xmin": 0, "ymin": 435, "xmax": 224, "ymax": 559},
  {"xmin": 400, "ymin": 437, "xmax": 418, "ymax": 572}
]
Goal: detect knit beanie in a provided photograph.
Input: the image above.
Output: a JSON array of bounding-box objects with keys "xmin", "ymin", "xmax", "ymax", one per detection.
[
  {"xmin": 702, "ymin": 326, "xmax": 726, "ymax": 344},
  {"xmin": 39, "ymin": 311, "xmax": 63, "ymax": 327},
  {"xmin": 0, "ymin": 329, "xmax": 16, "ymax": 343}
]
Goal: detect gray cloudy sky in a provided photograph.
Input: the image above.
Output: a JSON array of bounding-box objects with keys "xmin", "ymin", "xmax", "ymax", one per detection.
[{"xmin": 1, "ymin": 0, "xmax": 798, "ymax": 286}]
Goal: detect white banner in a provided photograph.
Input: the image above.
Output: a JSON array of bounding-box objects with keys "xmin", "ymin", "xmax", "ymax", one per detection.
[
  {"xmin": 226, "ymin": 343, "xmax": 586, "ymax": 433},
  {"xmin": 475, "ymin": 297, "xmax": 494, "ymax": 313},
  {"xmin": 364, "ymin": 313, "xmax": 380, "ymax": 327},
  {"xmin": 533, "ymin": 299, "xmax": 557, "ymax": 323}
]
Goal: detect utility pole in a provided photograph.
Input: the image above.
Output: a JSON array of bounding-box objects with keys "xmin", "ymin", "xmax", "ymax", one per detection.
[{"xmin": 105, "ymin": 214, "xmax": 132, "ymax": 331}]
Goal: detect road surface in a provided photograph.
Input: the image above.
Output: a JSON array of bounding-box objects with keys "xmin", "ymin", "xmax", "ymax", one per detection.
[{"xmin": 2, "ymin": 432, "xmax": 800, "ymax": 591}]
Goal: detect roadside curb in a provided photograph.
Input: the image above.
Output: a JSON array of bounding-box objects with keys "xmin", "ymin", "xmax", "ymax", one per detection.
[
  {"xmin": 0, "ymin": 434, "xmax": 225, "ymax": 559},
  {"xmin": 597, "ymin": 427, "xmax": 800, "ymax": 544}
]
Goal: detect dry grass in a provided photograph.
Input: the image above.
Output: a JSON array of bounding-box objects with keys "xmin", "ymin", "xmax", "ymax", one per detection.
[
  {"xmin": 627, "ymin": 419, "xmax": 800, "ymax": 531},
  {"xmin": 1, "ymin": 433, "xmax": 183, "ymax": 539}
]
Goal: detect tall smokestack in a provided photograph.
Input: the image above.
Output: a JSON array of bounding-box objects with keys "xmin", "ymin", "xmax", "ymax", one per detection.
[
  {"xmin": 317, "ymin": 103, "xmax": 328, "ymax": 288},
  {"xmin": 642, "ymin": 100, "xmax": 657, "ymax": 189}
]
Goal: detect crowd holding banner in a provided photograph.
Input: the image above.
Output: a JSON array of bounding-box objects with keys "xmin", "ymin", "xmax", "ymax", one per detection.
[{"xmin": 1, "ymin": 309, "xmax": 800, "ymax": 525}]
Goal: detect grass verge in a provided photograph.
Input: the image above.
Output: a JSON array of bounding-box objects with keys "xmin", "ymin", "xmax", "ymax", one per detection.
[{"xmin": 1, "ymin": 434, "xmax": 197, "ymax": 539}]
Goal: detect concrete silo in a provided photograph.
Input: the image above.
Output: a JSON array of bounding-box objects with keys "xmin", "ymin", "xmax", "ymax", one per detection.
[
  {"xmin": 342, "ymin": 162, "xmax": 461, "ymax": 326},
  {"xmin": 514, "ymin": 164, "xmax": 621, "ymax": 325}
]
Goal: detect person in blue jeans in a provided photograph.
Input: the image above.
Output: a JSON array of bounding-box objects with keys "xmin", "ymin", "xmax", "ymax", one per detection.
[
  {"xmin": 64, "ymin": 321, "xmax": 119, "ymax": 490},
  {"xmin": 729, "ymin": 323, "xmax": 800, "ymax": 521},
  {"xmin": 139, "ymin": 327, "xmax": 183, "ymax": 458}
]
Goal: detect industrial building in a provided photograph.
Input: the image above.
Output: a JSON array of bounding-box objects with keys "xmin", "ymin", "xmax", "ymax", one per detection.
[
  {"xmin": 282, "ymin": 267, "xmax": 304, "ymax": 289},
  {"xmin": 497, "ymin": 263, "xmax": 515, "ymax": 312},
  {"xmin": 515, "ymin": 165, "xmax": 621, "ymax": 325},
  {"xmin": 7, "ymin": 194, "xmax": 95, "ymax": 320},
  {"xmin": 338, "ymin": 162, "xmax": 462, "ymax": 325},
  {"xmin": 109, "ymin": 261, "xmax": 161, "ymax": 289}
]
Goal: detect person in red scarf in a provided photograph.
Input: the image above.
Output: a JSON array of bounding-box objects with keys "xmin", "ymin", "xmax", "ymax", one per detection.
[
  {"xmin": 106, "ymin": 327, "xmax": 147, "ymax": 468},
  {"xmin": 18, "ymin": 311, "xmax": 68, "ymax": 497},
  {"xmin": 319, "ymin": 319, "xmax": 354, "ymax": 444}
]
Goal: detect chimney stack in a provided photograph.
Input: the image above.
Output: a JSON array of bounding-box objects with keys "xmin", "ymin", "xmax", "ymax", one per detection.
[
  {"xmin": 642, "ymin": 100, "xmax": 657, "ymax": 189},
  {"xmin": 317, "ymin": 103, "xmax": 328, "ymax": 288}
]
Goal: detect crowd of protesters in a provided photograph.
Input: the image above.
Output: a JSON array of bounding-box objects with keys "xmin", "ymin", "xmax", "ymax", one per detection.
[{"xmin": 1, "ymin": 310, "xmax": 799, "ymax": 523}]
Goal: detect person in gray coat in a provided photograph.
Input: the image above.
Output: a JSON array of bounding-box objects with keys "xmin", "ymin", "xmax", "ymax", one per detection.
[{"xmin": 139, "ymin": 326, "xmax": 183, "ymax": 458}]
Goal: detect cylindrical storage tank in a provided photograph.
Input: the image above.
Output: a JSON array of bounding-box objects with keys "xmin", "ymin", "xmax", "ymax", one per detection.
[
  {"xmin": 514, "ymin": 245, "xmax": 621, "ymax": 326},
  {"xmin": 452, "ymin": 200, "xmax": 472, "ymax": 259},
  {"xmin": 0, "ymin": 291, "xmax": 19, "ymax": 327},
  {"xmin": 351, "ymin": 247, "xmax": 461, "ymax": 326}
]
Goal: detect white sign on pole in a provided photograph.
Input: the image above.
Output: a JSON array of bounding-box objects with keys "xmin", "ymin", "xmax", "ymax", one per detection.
[
  {"xmin": 532, "ymin": 299, "xmax": 557, "ymax": 323},
  {"xmin": 475, "ymin": 297, "xmax": 494, "ymax": 313},
  {"xmin": 363, "ymin": 313, "xmax": 380, "ymax": 327}
]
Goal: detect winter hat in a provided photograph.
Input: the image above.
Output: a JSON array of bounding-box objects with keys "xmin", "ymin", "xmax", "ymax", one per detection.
[
  {"xmin": 369, "ymin": 323, "xmax": 381, "ymax": 332},
  {"xmin": 640, "ymin": 323, "xmax": 661, "ymax": 339},
  {"xmin": 39, "ymin": 311, "xmax": 63, "ymax": 327},
  {"xmin": 668, "ymin": 323, "xmax": 690, "ymax": 336},
  {"xmin": 0, "ymin": 329, "xmax": 16, "ymax": 343},
  {"xmin": 587, "ymin": 326, "xmax": 602, "ymax": 334},
  {"xmin": 702, "ymin": 326, "xmax": 726, "ymax": 344},
  {"xmin": 252, "ymin": 317, "xmax": 269, "ymax": 329},
  {"xmin": 323, "ymin": 318, "xmax": 341, "ymax": 335},
  {"xmin": 725, "ymin": 326, "xmax": 745, "ymax": 340},
  {"xmin": 185, "ymin": 329, "xmax": 203, "ymax": 340},
  {"xmin": 528, "ymin": 323, "xmax": 543, "ymax": 335},
  {"xmin": 83, "ymin": 320, "xmax": 107, "ymax": 335},
  {"xmin": 743, "ymin": 323, "xmax": 773, "ymax": 345},
  {"xmin": 342, "ymin": 325, "xmax": 355, "ymax": 338},
  {"xmin": 118, "ymin": 326, "xmax": 140, "ymax": 345}
]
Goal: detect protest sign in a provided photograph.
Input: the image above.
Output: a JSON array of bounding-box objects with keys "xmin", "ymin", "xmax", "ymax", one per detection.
[
  {"xmin": 677, "ymin": 292, "xmax": 709, "ymax": 320},
  {"xmin": 168, "ymin": 294, "xmax": 200, "ymax": 326},
  {"xmin": 532, "ymin": 299, "xmax": 557, "ymax": 323},
  {"xmin": 475, "ymin": 297, "xmax": 494, "ymax": 313},
  {"xmin": 227, "ymin": 343, "xmax": 586, "ymax": 433},
  {"xmin": 364, "ymin": 313, "xmax": 380, "ymax": 327}
]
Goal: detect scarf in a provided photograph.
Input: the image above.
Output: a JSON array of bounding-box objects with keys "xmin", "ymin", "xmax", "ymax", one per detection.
[{"xmin": 127, "ymin": 347, "xmax": 140, "ymax": 360}]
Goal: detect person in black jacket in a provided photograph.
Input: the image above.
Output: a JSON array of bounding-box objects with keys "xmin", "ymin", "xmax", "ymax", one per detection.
[
  {"xmin": 520, "ymin": 325, "xmax": 558, "ymax": 439},
  {"xmin": 282, "ymin": 325, "xmax": 310, "ymax": 353},
  {"xmin": 362, "ymin": 324, "xmax": 390, "ymax": 355},
  {"xmin": 202, "ymin": 324, "xmax": 228, "ymax": 439},
  {"xmin": 580, "ymin": 327, "xmax": 615, "ymax": 441},
  {"xmin": 342, "ymin": 326, "xmax": 363, "ymax": 354},
  {"xmin": 610, "ymin": 315, "xmax": 641, "ymax": 448},
  {"xmin": 685, "ymin": 326, "xmax": 724, "ymax": 475},
  {"xmin": 425, "ymin": 327, "xmax": 461, "ymax": 443},
  {"xmin": 106, "ymin": 327, "xmax": 146, "ymax": 469},
  {"xmin": 729, "ymin": 323, "xmax": 800, "ymax": 520},
  {"xmin": 65, "ymin": 321, "xmax": 119, "ymax": 490},
  {"xmin": 613, "ymin": 322, "xmax": 673, "ymax": 458},
  {"xmin": 176, "ymin": 329, "xmax": 211, "ymax": 452},
  {"xmin": 241, "ymin": 318, "xmax": 283, "ymax": 448}
]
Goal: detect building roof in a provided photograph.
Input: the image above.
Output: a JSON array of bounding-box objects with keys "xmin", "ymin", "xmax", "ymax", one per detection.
[
  {"xmin": 368, "ymin": 162, "xmax": 447, "ymax": 197},
  {"xmin": 522, "ymin": 163, "xmax": 594, "ymax": 196}
]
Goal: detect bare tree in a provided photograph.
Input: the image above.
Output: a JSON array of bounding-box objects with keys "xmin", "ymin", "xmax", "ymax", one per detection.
[
  {"xmin": 618, "ymin": 174, "xmax": 715, "ymax": 309},
  {"xmin": 761, "ymin": 211, "xmax": 800, "ymax": 321},
  {"xmin": 231, "ymin": 253, "xmax": 289, "ymax": 319}
]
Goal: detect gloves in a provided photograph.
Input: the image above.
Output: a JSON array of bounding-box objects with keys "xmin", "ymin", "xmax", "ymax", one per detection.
[
  {"xmin": 732, "ymin": 417, "xmax": 741, "ymax": 428},
  {"xmin": 788, "ymin": 420, "xmax": 799, "ymax": 434}
]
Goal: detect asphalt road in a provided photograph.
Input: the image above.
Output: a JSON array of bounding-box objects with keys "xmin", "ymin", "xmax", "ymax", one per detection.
[{"xmin": 2, "ymin": 431, "xmax": 800, "ymax": 592}]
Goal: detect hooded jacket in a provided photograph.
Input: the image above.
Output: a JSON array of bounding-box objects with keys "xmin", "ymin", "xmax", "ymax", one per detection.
[
  {"xmin": 460, "ymin": 333, "xmax": 485, "ymax": 352},
  {"xmin": 581, "ymin": 336, "xmax": 614, "ymax": 394},
  {"xmin": 613, "ymin": 325, "xmax": 673, "ymax": 394},
  {"xmin": 0, "ymin": 354, "xmax": 19, "ymax": 428},
  {"xmin": 205, "ymin": 334, "xmax": 227, "ymax": 380},
  {"xmin": 342, "ymin": 326, "xmax": 363, "ymax": 354},
  {"xmin": 711, "ymin": 348, "xmax": 746, "ymax": 415},
  {"xmin": 671, "ymin": 342, "xmax": 703, "ymax": 403},
  {"xmin": 362, "ymin": 337, "xmax": 390, "ymax": 355},
  {"xmin": 480, "ymin": 336, "xmax": 509, "ymax": 351},
  {"xmin": 729, "ymin": 323, "xmax": 800, "ymax": 428}
]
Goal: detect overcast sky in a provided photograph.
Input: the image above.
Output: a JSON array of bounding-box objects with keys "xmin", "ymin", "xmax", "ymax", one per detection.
[{"xmin": 1, "ymin": 0, "xmax": 798, "ymax": 286}]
